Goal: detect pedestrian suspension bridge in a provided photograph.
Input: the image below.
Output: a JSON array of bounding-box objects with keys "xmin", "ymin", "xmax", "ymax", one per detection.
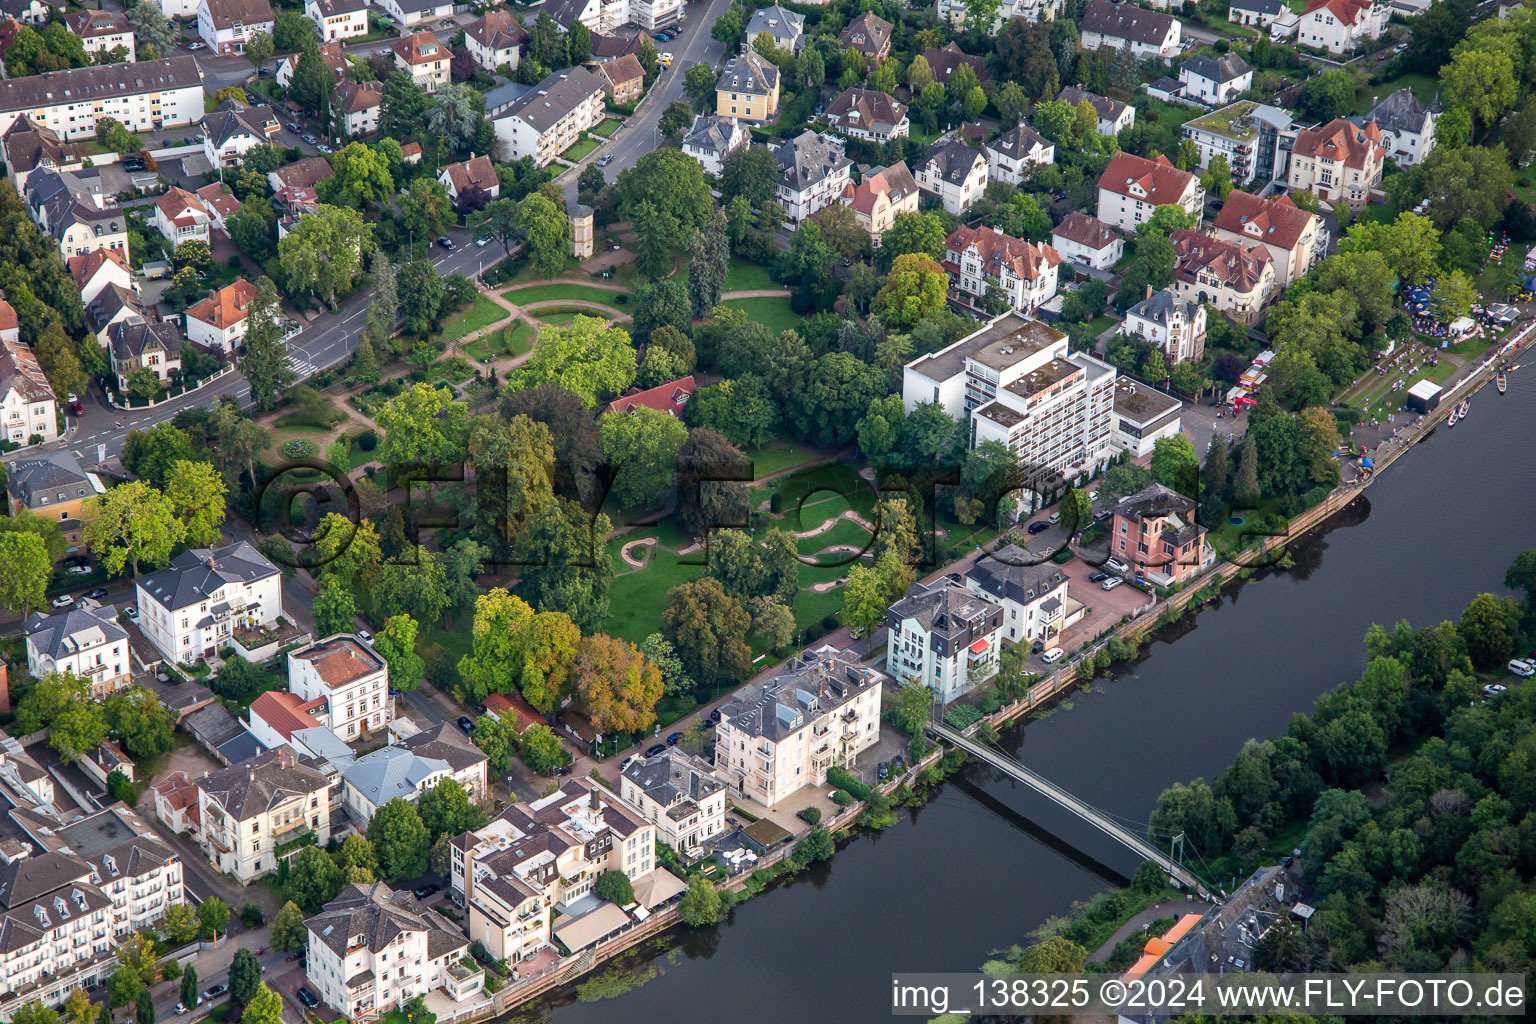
[{"xmin": 928, "ymin": 722, "xmax": 1222, "ymax": 902}]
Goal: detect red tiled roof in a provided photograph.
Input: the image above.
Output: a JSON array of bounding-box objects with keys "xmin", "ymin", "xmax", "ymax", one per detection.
[
  {"xmin": 1170, "ymin": 228, "xmax": 1273, "ymax": 292},
  {"xmin": 440, "ymin": 154, "xmax": 498, "ymax": 196},
  {"xmin": 249, "ymin": 690, "xmax": 328, "ymax": 740},
  {"xmin": 392, "ymin": 30, "xmax": 444, "ymax": 66},
  {"xmin": 1291, "ymin": 117, "xmax": 1384, "ymax": 171},
  {"xmin": 1303, "ymin": 0, "xmax": 1375, "ymax": 23},
  {"xmin": 605, "ymin": 375, "xmax": 698, "ymax": 416},
  {"xmin": 186, "ymin": 278, "xmax": 257, "ymax": 331},
  {"xmin": 847, "ymin": 160, "xmax": 917, "ymax": 216},
  {"xmin": 1097, "ymin": 151, "xmax": 1199, "ymax": 205},
  {"xmin": 156, "ymin": 186, "xmax": 208, "ymax": 225},
  {"xmin": 153, "ymin": 770, "xmax": 199, "ymax": 811},
  {"xmin": 598, "ymin": 54, "xmax": 645, "ymax": 91},
  {"xmin": 484, "ymin": 692, "xmax": 543, "ymax": 732},
  {"xmin": 0, "ymin": 296, "xmax": 18, "ymax": 334},
  {"xmin": 945, "ymin": 225, "xmax": 1062, "ymax": 284},
  {"xmin": 1212, "ymin": 191, "xmax": 1317, "ymax": 251},
  {"xmin": 196, "ymin": 182, "xmax": 242, "ymax": 220}
]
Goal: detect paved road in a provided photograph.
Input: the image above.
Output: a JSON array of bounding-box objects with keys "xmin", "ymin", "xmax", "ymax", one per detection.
[{"xmin": 564, "ymin": 0, "xmax": 738, "ymax": 204}]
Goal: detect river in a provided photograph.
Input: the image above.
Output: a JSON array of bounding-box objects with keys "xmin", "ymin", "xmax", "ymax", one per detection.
[{"xmin": 515, "ymin": 381, "xmax": 1536, "ymax": 1024}]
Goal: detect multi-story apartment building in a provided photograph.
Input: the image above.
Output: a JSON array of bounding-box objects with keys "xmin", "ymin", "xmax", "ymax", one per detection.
[
  {"xmin": 715, "ymin": 47, "xmax": 779, "ymax": 124},
  {"xmin": 1109, "ymin": 483, "xmax": 1215, "ymax": 585},
  {"xmin": 105, "ymin": 319, "xmax": 182, "ymax": 394},
  {"xmin": 0, "ymin": 803, "xmax": 183, "ymax": 1017},
  {"xmin": 462, "ymin": 11, "xmax": 527, "ymax": 72},
  {"xmin": 493, "ymin": 66, "xmax": 606, "ymax": 168},
  {"xmin": 1296, "ymin": 0, "xmax": 1387, "ymax": 54},
  {"xmin": 902, "ymin": 313, "xmax": 1119, "ymax": 493},
  {"xmin": 289, "ymin": 634, "xmax": 390, "ymax": 742},
  {"xmin": 3, "ymin": 451, "xmax": 104, "ymax": 552},
  {"xmin": 1078, "ymin": 0, "xmax": 1182, "ymax": 58},
  {"xmin": 1182, "ymin": 102, "xmax": 1299, "ymax": 189},
  {"xmin": 846, "ymin": 160, "xmax": 918, "ymax": 247},
  {"xmin": 822, "ymin": 88, "xmax": 909, "ymax": 143},
  {"xmin": 341, "ymin": 724, "xmax": 488, "ymax": 826},
  {"xmin": 196, "ymin": 0, "xmax": 275, "ymax": 56},
  {"xmin": 305, "ymin": 882, "xmax": 479, "ymax": 1021},
  {"xmin": 618, "ymin": 749, "xmax": 727, "ymax": 853},
  {"xmin": 1361, "ymin": 88, "xmax": 1438, "ymax": 167},
  {"xmin": 1177, "ymin": 54, "xmax": 1253, "ymax": 106},
  {"xmin": 536, "ymin": 0, "xmax": 681, "ymax": 33},
  {"xmin": 984, "ymin": 124, "xmax": 1055, "ymax": 186},
  {"xmin": 1096, "ymin": 152, "xmax": 1204, "ymax": 235},
  {"xmin": 195, "ymin": 746, "xmax": 333, "ymax": 884},
  {"xmin": 1287, "ymin": 117, "xmax": 1386, "ymax": 208},
  {"xmin": 1109, "ymin": 378, "xmax": 1184, "ymax": 459},
  {"xmin": 305, "ymin": 0, "xmax": 368, "ymax": 42},
  {"xmin": 914, "ymin": 138, "xmax": 988, "ymax": 216},
  {"xmin": 61, "ymin": 10, "xmax": 136, "ymax": 63},
  {"xmin": 965, "ymin": 547, "xmax": 1075, "ymax": 647},
  {"xmin": 25, "ymin": 603, "xmax": 132, "ymax": 699},
  {"xmin": 936, "ymin": 0, "xmax": 1058, "ymax": 33},
  {"xmin": 1051, "ymin": 212, "xmax": 1123, "ymax": 271},
  {"xmin": 681, "ymin": 114, "xmax": 749, "ymax": 176},
  {"xmin": 773, "ymin": 131, "xmax": 851, "ymax": 223},
  {"xmin": 134, "ymin": 541, "xmax": 284, "ymax": 665},
  {"xmin": 1169, "ymin": 228, "xmax": 1277, "ymax": 323},
  {"xmin": 450, "ymin": 780, "xmax": 663, "ymax": 961},
  {"xmin": 1123, "ymin": 289, "xmax": 1207, "ymax": 365},
  {"xmin": 1210, "ymin": 190, "xmax": 1328, "ymax": 287},
  {"xmin": 0, "ymin": 338, "xmax": 58, "ymax": 446},
  {"xmin": 886, "ymin": 579, "xmax": 1004, "ymax": 703},
  {"xmin": 0, "ymin": 57, "xmax": 205, "ymax": 143},
  {"xmin": 713, "ymin": 648, "xmax": 883, "ymax": 807},
  {"xmin": 1058, "ymin": 86, "xmax": 1134, "ymax": 136},
  {"xmin": 943, "ymin": 225, "xmax": 1062, "ymax": 315},
  {"xmin": 391, "ymin": 30, "xmax": 449, "ymax": 93}
]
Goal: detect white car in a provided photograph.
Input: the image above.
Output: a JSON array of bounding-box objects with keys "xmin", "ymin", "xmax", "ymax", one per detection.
[
  {"xmin": 125, "ymin": 606, "xmax": 140, "ymax": 623},
  {"xmin": 1105, "ymin": 557, "xmax": 1130, "ymax": 574},
  {"xmin": 357, "ymin": 629, "xmax": 375, "ymax": 646},
  {"xmin": 1483, "ymin": 683, "xmax": 1508, "ymax": 697},
  {"xmin": 658, "ymin": 52, "xmax": 674, "ymax": 66},
  {"xmin": 66, "ymin": 563, "xmax": 91, "ymax": 575},
  {"xmin": 1048, "ymin": 511, "xmax": 1061, "ymax": 524},
  {"xmin": 475, "ymin": 236, "xmax": 490, "ymax": 247},
  {"xmin": 1507, "ymin": 659, "xmax": 1536, "ymax": 678},
  {"xmin": 1101, "ymin": 577, "xmax": 1123, "ymax": 591},
  {"xmin": 1040, "ymin": 647, "xmax": 1065, "ymax": 664},
  {"xmin": 50, "ymin": 595, "xmax": 73, "ymax": 609}
]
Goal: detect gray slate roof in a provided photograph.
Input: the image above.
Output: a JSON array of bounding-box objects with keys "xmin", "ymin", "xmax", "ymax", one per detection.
[
  {"xmin": 966, "ymin": 545, "xmax": 1070, "ymax": 607},
  {"xmin": 717, "ymin": 47, "xmax": 778, "ymax": 96},
  {"xmin": 107, "ymin": 318, "xmax": 181, "ymax": 367},
  {"xmin": 86, "ymin": 283, "xmax": 146, "ymax": 337},
  {"xmin": 306, "ymin": 881, "xmax": 468, "ymax": 959},
  {"xmin": 496, "ymin": 65, "xmax": 604, "ymax": 132},
  {"xmin": 1181, "ymin": 54, "xmax": 1252, "ymax": 85},
  {"xmin": 1229, "ymin": 0, "xmax": 1284, "ymax": 14},
  {"xmin": 888, "ymin": 579, "xmax": 1001, "ymax": 641},
  {"xmin": 135, "ymin": 541, "xmax": 280, "ymax": 614},
  {"xmin": 1127, "ymin": 288, "xmax": 1200, "ymax": 329},
  {"xmin": 343, "ymin": 745, "xmax": 450, "ymax": 807},
  {"xmin": 718, "ymin": 648, "xmax": 880, "ymax": 743},
  {"xmin": 196, "ymin": 746, "xmax": 330, "ymax": 821},
  {"xmin": 682, "ymin": 114, "xmax": 742, "ymax": 156},
  {"xmin": 745, "ymin": 4, "xmax": 803, "ymax": 44},
  {"xmin": 916, "ymin": 138, "xmax": 985, "ymax": 185},
  {"xmin": 774, "ymin": 131, "xmax": 850, "ymax": 191},
  {"xmin": 1079, "ymin": 0, "xmax": 1178, "ymax": 45},
  {"xmin": 0, "ymin": 57, "xmax": 202, "ymax": 117},
  {"xmin": 24, "ymin": 603, "xmax": 125, "ymax": 660},
  {"xmin": 621, "ymin": 749, "xmax": 722, "ymax": 810},
  {"xmin": 1366, "ymin": 88, "xmax": 1437, "ymax": 135},
  {"xmin": 4, "ymin": 450, "xmax": 98, "ymax": 512},
  {"xmin": 203, "ymin": 100, "xmax": 277, "ymax": 149}
]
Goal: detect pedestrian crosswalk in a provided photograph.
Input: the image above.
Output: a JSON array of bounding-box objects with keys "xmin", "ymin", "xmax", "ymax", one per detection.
[{"xmin": 286, "ymin": 354, "xmax": 316, "ymax": 379}]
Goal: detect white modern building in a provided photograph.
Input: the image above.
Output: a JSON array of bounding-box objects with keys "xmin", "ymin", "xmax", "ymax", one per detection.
[
  {"xmin": 714, "ymin": 648, "xmax": 883, "ymax": 807},
  {"xmin": 1181, "ymin": 102, "xmax": 1300, "ymax": 189},
  {"xmin": 152, "ymin": 186, "xmax": 213, "ymax": 247},
  {"xmin": 134, "ymin": 541, "xmax": 284, "ymax": 666},
  {"xmin": 1296, "ymin": 0, "xmax": 1387, "ymax": 54},
  {"xmin": 61, "ymin": 10, "xmax": 136, "ymax": 62},
  {"xmin": 886, "ymin": 579, "xmax": 1004, "ymax": 704},
  {"xmin": 1178, "ymin": 54, "xmax": 1253, "ymax": 106},
  {"xmin": 935, "ymin": 0, "xmax": 1059, "ymax": 32},
  {"xmin": 0, "ymin": 57, "xmax": 206, "ymax": 143},
  {"xmin": 340, "ymin": 724, "xmax": 488, "ymax": 826},
  {"xmin": 1362, "ymin": 88, "xmax": 1438, "ymax": 167},
  {"xmin": 462, "ymin": 11, "xmax": 527, "ymax": 73},
  {"xmin": 1109, "ymin": 378, "xmax": 1185, "ymax": 459},
  {"xmin": 492, "ymin": 66, "xmax": 606, "ymax": 168},
  {"xmin": 744, "ymin": 3, "xmax": 805, "ymax": 52},
  {"xmin": 305, "ymin": 0, "xmax": 369, "ymax": 42},
  {"xmin": 201, "ymin": 100, "xmax": 280, "ymax": 168}
]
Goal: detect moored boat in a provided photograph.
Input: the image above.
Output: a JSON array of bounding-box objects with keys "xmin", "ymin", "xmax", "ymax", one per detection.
[
  {"xmin": 1497, "ymin": 370, "xmax": 1507, "ymax": 394},
  {"xmin": 1459, "ymin": 398, "xmax": 1469, "ymax": 417},
  {"xmin": 1447, "ymin": 410, "xmax": 1458, "ymax": 427}
]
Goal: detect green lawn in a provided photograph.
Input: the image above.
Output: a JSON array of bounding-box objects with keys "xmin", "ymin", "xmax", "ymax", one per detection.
[
  {"xmin": 796, "ymin": 518, "xmax": 874, "ymax": 561},
  {"xmin": 743, "ymin": 439, "xmax": 822, "ymax": 479},
  {"xmin": 592, "ymin": 118, "xmax": 622, "ymax": 138},
  {"xmin": 438, "ymin": 295, "xmax": 506, "ymax": 344},
  {"xmin": 505, "ymin": 283, "xmax": 630, "ymax": 309},
  {"xmin": 723, "ymin": 258, "xmax": 779, "ymax": 292},
  {"xmin": 719, "ymin": 296, "xmax": 798, "ymax": 335},
  {"xmin": 1350, "ymin": 73, "xmax": 1439, "ymax": 115},
  {"xmin": 563, "ymin": 138, "xmax": 600, "ymax": 161}
]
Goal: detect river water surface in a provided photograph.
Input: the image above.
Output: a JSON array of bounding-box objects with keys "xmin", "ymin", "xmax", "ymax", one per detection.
[{"xmin": 521, "ymin": 382, "xmax": 1536, "ymax": 1024}]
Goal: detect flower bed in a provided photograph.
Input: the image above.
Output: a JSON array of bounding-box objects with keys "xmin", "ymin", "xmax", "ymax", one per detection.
[{"xmin": 280, "ymin": 439, "xmax": 319, "ymax": 460}]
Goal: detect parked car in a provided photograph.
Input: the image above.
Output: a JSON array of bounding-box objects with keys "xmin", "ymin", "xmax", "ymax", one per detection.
[
  {"xmin": 457, "ymin": 716, "xmax": 474, "ymax": 734},
  {"xmin": 66, "ymin": 563, "xmax": 91, "ymax": 575},
  {"xmin": 296, "ymin": 989, "xmax": 319, "ymax": 1010},
  {"xmin": 877, "ymin": 761, "xmax": 890, "ymax": 781},
  {"xmin": 413, "ymin": 884, "xmax": 439, "ymax": 899},
  {"xmin": 317, "ymin": 143, "xmax": 332, "ymax": 154},
  {"xmin": 125, "ymin": 606, "xmax": 139, "ymax": 623},
  {"xmin": 666, "ymin": 731, "xmax": 683, "ymax": 746},
  {"xmin": 1087, "ymin": 572, "xmax": 1108, "ymax": 583},
  {"xmin": 1027, "ymin": 521, "xmax": 1050, "ymax": 535},
  {"xmin": 596, "ymin": 154, "xmax": 612, "ymax": 166},
  {"xmin": 709, "ymin": 707, "xmax": 723, "ymax": 723},
  {"xmin": 1105, "ymin": 557, "xmax": 1130, "ymax": 574},
  {"xmin": 1041, "ymin": 647, "xmax": 1065, "ymax": 664},
  {"xmin": 438, "ymin": 236, "xmax": 454, "ymax": 249},
  {"xmin": 1483, "ymin": 683, "xmax": 1508, "ymax": 697},
  {"xmin": 202, "ymin": 986, "xmax": 227, "ymax": 1001},
  {"xmin": 1031, "ymin": 640, "xmax": 1043, "ymax": 654},
  {"xmin": 658, "ymin": 52, "xmax": 674, "ymax": 66},
  {"xmin": 258, "ymin": 66, "xmax": 273, "ymax": 76},
  {"xmin": 1508, "ymin": 659, "xmax": 1536, "ymax": 678},
  {"xmin": 645, "ymin": 744, "xmax": 666, "ymax": 757},
  {"xmin": 1048, "ymin": 511, "xmax": 1061, "ymax": 524},
  {"xmin": 1101, "ymin": 577, "xmax": 1123, "ymax": 591},
  {"xmin": 285, "ymin": 122, "xmax": 301, "ymax": 133},
  {"xmin": 50, "ymin": 595, "xmax": 73, "ymax": 609},
  {"xmin": 187, "ymin": 41, "xmax": 205, "ymax": 50},
  {"xmin": 302, "ymin": 133, "xmax": 317, "ymax": 144},
  {"xmin": 175, "ymin": 1004, "xmax": 188, "ymax": 1015},
  {"xmin": 892, "ymin": 755, "xmax": 906, "ymax": 774},
  {"xmin": 84, "ymin": 588, "xmax": 108, "ymax": 600},
  {"xmin": 357, "ymin": 629, "xmax": 374, "ymax": 645}
]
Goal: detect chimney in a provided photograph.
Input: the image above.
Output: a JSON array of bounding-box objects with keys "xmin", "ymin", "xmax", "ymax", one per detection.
[{"xmin": 1146, "ymin": 284, "xmax": 1153, "ymax": 299}]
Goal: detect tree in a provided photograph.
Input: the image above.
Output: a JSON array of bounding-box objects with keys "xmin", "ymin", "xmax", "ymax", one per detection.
[
  {"xmin": 674, "ymin": 427, "xmax": 749, "ymax": 537},
  {"xmin": 135, "ymin": 990, "xmax": 153, "ymax": 1024},
  {"xmin": 473, "ymin": 198, "xmax": 521, "ymax": 257},
  {"xmin": 590, "ymin": 868, "xmax": 636, "ymax": 906},
  {"xmin": 313, "ymin": 579, "xmax": 356, "ymax": 637},
  {"xmin": 660, "ymin": 99, "xmax": 694, "ymax": 138},
  {"xmin": 518, "ymin": 723, "xmax": 568, "ymax": 775},
  {"xmin": 798, "ymin": 352, "xmax": 888, "ymax": 446},
  {"xmin": 1150, "ymin": 435, "xmax": 1200, "ymax": 497},
  {"xmin": 1456, "ymin": 592, "xmax": 1520, "ymax": 670},
  {"xmin": 1431, "ymin": 270, "xmax": 1479, "ymax": 322},
  {"xmin": 570, "ymin": 634, "xmax": 664, "ymax": 734},
  {"xmin": 104, "ymin": 686, "xmax": 175, "ymax": 760},
  {"xmin": 516, "ymin": 192, "xmax": 571, "ymax": 279},
  {"xmin": 279, "ymin": 203, "xmax": 373, "ymax": 305},
  {"xmin": 162, "ymin": 459, "xmax": 227, "ymax": 548},
  {"xmin": 0, "ymin": 532, "xmax": 49, "ymax": 614},
  {"xmin": 371, "ymin": 614, "xmax": 424, "ymax": 691},
  {"xmin": 678, "ymin": 874, "xmax": 722, "ymax": 926},
  {"xmin": 83, "ymin": 481, "xmax": 182, "ymax": 577},
  {"xmin": 887, "ymin": 681, "xmax": 934, "ymax": 737},
  {"xmin": 425, "ymin": 83, "xmax": 488, "ymax": 154},
  {"xmin": 662, "ymin": 577, "xmax": 752, "ymax": 690},
  {"xmin": 239, "ymin": 277, "xmax": 296, "ymax": 410},
  {"xmin": 510, "ymin": 315, "xmax": 636, "ymax": 408},
  {"xmin": 286, "ymin": 845, "xmax": 344, "ymax": 913},
  {"xmin": 616, "ymin": 148, "xmax": 712, "ymax": 254},
  {"xmin": 874, "ymin": 254, "xmax": 949, "ymax": 328},
  {"xmin": 62, "ymin": 993, "xmax": 92, "ymax": 1024},
  {"xmin": 719, "ymin": 144, "xmax": 781, "ymax": 205},
  {"xmin": 368, "ymin": 797, "xmax": 432, "ymax": 879},
  {"xmin": 515, "ymin": 498, "xmax": 614, "ymax": 631},
  {"xmin": 241, "ymin": 986, "xmax": 282, "ymax": 1024},
  {"xmin": 244, "ymin": 30, "xmax": 274, "ymax": 70},
  {"xmin": 463, "ymin": 714, "xmax": 512, "ymax": 775},
  {"xmin": 1388, "ymin": 145, "xmax": 1513, "ymax": 232},
  {"xmin": 687, "ymin": 210, "xmax": 729, "ymax": 317},
  {"xmin": 1297, "ymin": 70, "xmax": 1355, "ymax": 122},
  {"xmin": 163, "ymin": 903, "xmax": 199, "ymax": 945},
  {"xmin": 227, "ymin": 948, "xmax": 262, "ymax": 1007},
  {"xmin": 126, "ymin": 4, "xmax": 176, "ymax": 57},
  {"xmin": 335, "ymin": 833, "xmax": 379, "ymax": 885},
  {"xmin": 377, "ymin": 382, "xmax": 473, "ymax": 468},
  {"xmin": 601, "ymin": 404, "xmax": 689, "ymax": 509},
  {"xmin": 107, "ymin": 968, "xmax": 144, "ymax": 1010},
  {"xmin": 1442, "ymin": 40, "xmax": 1519, "ymax": 130},
  {"xmin": 418, "ymin": 778, "xmax": 486, "ymax": 841},
  {"xmin": 271, "ymin": 901, "xmax": 308, "ymax": 953},
  {"xmin": 324, "ymin": 142, "xmax": 394, "ymax": 208}
]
